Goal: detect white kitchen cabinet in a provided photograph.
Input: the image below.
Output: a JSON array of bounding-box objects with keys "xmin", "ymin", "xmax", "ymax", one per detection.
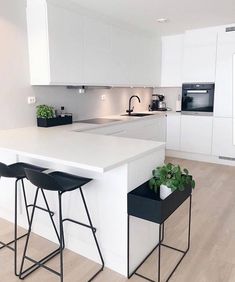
[
  {"xmin": 214, "ymin": 28, "xmax": 235, "ymax": 118},
  {"xmin": 26, "ymin": 0, "xmax": 161, "ymax": 86},
  {"xmin": 166, "ymin": 114, "xmax": 181, "ymax": 150},
  {"xmin": 85, "ymin": 116, "xmax": 166, "ymax": 142},
  {"xmin": 212, "ymin": 117, "xmax": 235, "ymax": 158},
  {"xmin": 130, "ymin": 35, "xmax": 160, "ymax": 87},
  {"xmin": 180, "ymin": 115, "xmax": 213, "ymax": 154},
  {"xmin": 161, "ymin": 34, "xmax": 184, "ymax": 87},
  {"xmin": 27, "ymin": 0, "xmax": 85, "ymax": 85},
  {"xmin": 83, "ymin": 17, "xmax": 112, "ymax": 85},
  {"xmin": 111, "ymin": 27, "xmax": 132, "ymax": 86},
  {"xmin": 182, "ymin": 28, "xmax": 218, "ymax": 83}
]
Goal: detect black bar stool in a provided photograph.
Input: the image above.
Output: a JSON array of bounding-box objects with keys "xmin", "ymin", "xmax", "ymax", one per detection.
[
  {"xmin": 0, "ymin": 162, "xmax": 49, "ymax": 276},
  {"xmin": 19, "ymin": 169, "xmax": 104, "ymax": 282}
]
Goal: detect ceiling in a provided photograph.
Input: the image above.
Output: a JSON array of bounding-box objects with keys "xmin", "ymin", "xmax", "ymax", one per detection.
[{"xmin": 71, "ymin": 0, "xmax": 235, "ymax": 35}]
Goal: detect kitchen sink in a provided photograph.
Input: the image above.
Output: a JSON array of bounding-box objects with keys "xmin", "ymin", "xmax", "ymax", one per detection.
[{"xmin": 121, "ymin": 113, "xmax": 154, "ymax": 117}]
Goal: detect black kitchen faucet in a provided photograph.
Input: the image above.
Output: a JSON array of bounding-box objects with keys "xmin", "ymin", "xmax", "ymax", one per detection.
[{"xmin": 126, "ymin": 95, "xmax": 141, "ymax": 115}]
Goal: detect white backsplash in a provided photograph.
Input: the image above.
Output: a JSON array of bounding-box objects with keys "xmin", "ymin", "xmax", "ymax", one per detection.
[{"xmin": 33, "ymin": 87, "xmax": 153, "ymax": 122}]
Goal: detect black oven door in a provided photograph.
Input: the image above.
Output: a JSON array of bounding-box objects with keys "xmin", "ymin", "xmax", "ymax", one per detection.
[{"xmin": 182, "ymin": 84, "xmax": 214, "ymax": 113}]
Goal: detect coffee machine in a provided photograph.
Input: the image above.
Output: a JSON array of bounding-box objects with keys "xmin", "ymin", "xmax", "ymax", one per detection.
[{"xmin": 150, "ymin": 94, "xmax": 167, "ymax": 111}]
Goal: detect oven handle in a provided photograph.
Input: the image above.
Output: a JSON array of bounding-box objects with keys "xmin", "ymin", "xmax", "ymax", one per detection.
[{"xmin": 186, "ymin": 90, "xmax": 208, "ymax": 94}]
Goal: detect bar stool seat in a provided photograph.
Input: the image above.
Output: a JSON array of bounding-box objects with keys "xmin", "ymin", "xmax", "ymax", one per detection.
[
  {"xmin": 0, "ymin": 161, "xmax": 48, "ymax": 276},
  {"xmin": 19, "ymin": 169, "xmax": 104, "ymax": 282},
  {"xmin": 6, "ymin": 162, "xmax": 46, "ymax": 179},
  {"xmin": 48, "ymin": 171, "xmax": 92, "ymax": 192}
]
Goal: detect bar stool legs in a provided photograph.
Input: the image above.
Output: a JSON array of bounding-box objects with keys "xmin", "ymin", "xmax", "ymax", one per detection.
[
  {"xmin": 79, "ymin": 187, "xmax": 104, "ymax": 281},
  {"xmin": 19, "ymin": 187, "xmax": 104, "ymax": 282},
  {"xmin": 19, "ymin": 188, "xmax": 61, "ymax": 280},
  {"xmin": 14, "ymin": 179, "xmax": 31, "ymax": 276},
  {"xmin": 0, "ymin": 178, "xmax": 30, "ymax": 276},
  {"xmin": 58, "ymin": 192, "xmax": 64, "ymax": 282}
]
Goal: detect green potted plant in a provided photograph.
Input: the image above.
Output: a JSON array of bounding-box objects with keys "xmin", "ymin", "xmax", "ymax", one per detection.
[
  {"xmin": 149, "ymin": 163, "xmax": 195, "ymax": 199},
  {"xmin": 36, "ymin": 104, "xmax": 54, "ymax": 119},
  {"xmin": 36, "ymin": 105, "xmax": 72, "ymax": 127},
  {"xmin": 36, "ymin": 105, "xmax": 55, "ymax": 127}
]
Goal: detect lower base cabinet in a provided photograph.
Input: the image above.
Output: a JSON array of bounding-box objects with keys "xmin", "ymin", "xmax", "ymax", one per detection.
[
  {"xmin": 212, "ymin": 117, "xmax": 235, "ymax": 158},
  {"xmin": 180, "ymin": 115, "xmax": 213, "ymax": 155},
  {"xmin": 166, "ymin": 114, "xmax": 181, "ymax": 150},
  {"xmin": 167, "ymin": 114, "xmax": 235, "ymax": 160}
]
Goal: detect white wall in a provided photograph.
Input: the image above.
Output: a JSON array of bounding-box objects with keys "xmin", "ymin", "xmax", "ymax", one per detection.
[{"xmin": 0, "ymin": 0, "xmax": 152, "ymax": 130}]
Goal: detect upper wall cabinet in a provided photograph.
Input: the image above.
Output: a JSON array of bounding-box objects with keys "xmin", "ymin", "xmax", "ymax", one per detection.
[
  {"xmin": 83, "ymin": 17, "xmax": 112, "ymax": 86},
  {"xmin": 182, "ymin": 28, "xmax": 218, "ymax": 83},
  {"xmin": 27, "ymin": 0, "xmax": 85, "ymax": 85},
  {"xmin": 110, "ymin": 27, "xmax": 132, "ymax": 86},
  {"xmin": 161, "ymin": 34, "xmax": 184, "ymax": 87},
  {"xmin": 27, "ymin": 0, "xmax": 161, "ymax": 86},
  {"xmin": 214, "ymin": 27, "xmax": 235, "ymax": 118}
]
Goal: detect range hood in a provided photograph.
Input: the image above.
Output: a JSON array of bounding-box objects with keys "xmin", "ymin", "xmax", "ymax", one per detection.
[{"xmin": 66, "ymin": 85, "xmax": 112, "ymax": 93}]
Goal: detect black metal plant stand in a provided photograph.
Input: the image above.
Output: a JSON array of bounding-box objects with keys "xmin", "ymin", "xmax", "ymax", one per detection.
[{"xmin": 127, "ymin": 181, "xmax": 192, "ymax": 282}]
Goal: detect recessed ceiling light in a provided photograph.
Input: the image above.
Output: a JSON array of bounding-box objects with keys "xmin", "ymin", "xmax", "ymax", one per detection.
[{"xmin": 156, "ymin": 18, "xmax": 169, "ymax": 23}]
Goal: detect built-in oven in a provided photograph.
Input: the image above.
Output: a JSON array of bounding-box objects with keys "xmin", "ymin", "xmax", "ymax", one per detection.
[{"xmin": 182, "ymin": 83, "xmax": 215, "ymax": 115}]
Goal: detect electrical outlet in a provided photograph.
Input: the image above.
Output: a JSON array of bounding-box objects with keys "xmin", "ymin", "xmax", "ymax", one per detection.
[
  {"xmin": 101, "ymin": 95, "xmax": 106, "ymax": 101},
  {"xmin": 27, "ymin": 96, "xmax": 36, "ymax": 104}
]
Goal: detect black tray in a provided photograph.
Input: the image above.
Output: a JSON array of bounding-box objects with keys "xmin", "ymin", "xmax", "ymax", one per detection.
[
  {"xmin": 37, "ymin": 116, "xmax": 72, "ymax": 127},
  {"xmin": 128, "ymin": 181, "xmax": 192, "ymax": 224}
]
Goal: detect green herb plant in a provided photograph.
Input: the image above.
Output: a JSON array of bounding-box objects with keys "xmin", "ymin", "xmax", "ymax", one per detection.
[
  {"xmin": 149, "ymin": 163, "xmax": 195, "ymax": 193},
  {"xmin": 36, "ymin": 105, "xmax": 54, "ymax": 119}
]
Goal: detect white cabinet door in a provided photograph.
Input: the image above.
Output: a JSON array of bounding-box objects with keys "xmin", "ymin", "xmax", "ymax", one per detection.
[
  {"xmin": 130, "ymin": 34, "xmax": 145, "ymax": 86},
  {"xmin": 47, "ymin": 2, "xmax": 84, "ymax": 85},
  {"xmin": 83, "ymin": 17, "xmax": 112, "ymax": 85},
  {"xmin": 212, "ymin": 117, "xmax": 235, "ymax": 158},
  {"xmin": 166, "ymin": 114, "xmax": 181, "ymax": 150},
  {"xmin": 161, "ymin": 34, "xmax": 184, "ymax": 87},
  {"xmin": 129, "ymin": 35, "xmax": 160, "ymax": 87},
  {"xmin": 182, "ymin": 28, "xmax": 218, "ymax": 83},
  {"xmin": 111, "ymin": 27, "xmax": 132, "ymax": 86},
  {"xmin": 27, "ymin": 0, "xmax": 51, "ymax": 85},
  {"xmin": 214, "ymin": 29, "xmax": 235, "ymax": 118},
  {"xmin": 180, "ymin": 115, "xmax": 213, "ymax": 154},
  {"xmin": 27, "ymin": 0, "xmax": 85, "ymax": 85}
]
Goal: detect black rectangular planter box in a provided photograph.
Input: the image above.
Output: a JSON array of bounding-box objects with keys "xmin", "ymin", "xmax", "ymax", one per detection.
[
  {"xmin": 37, "ymin": 116, "xmax": 72, "ymax": 128},
  {"xmin": 128, "ymin": 181, "xmax": 192, "ymax": 224}
]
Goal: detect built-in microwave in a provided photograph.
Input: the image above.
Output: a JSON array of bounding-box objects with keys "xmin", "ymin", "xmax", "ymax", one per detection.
[{"xmin": 181, "ymin": 83, "xmax": 215, "ymax": 115}]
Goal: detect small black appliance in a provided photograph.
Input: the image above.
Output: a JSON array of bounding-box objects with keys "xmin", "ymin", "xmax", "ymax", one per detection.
[{"xmin": 150, "ymin": 94, "xmax": 167, "ymax": 111}]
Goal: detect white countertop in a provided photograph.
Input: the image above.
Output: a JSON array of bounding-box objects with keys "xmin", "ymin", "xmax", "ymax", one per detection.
[
  {"xmin": 48, "ymin": 111, "xmax": 167, "ymax": 133},
  {"xmin": 0, "ymin": 113, "xmax": 165, "ymax": 173}
]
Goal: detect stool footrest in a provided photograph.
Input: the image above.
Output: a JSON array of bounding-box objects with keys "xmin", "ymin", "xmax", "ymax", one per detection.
[
  {"xmin": 63, "ymin": 218, "xmax": 96, "ymax": 233},
  {"xmin": 0, "ymin": 233, "xmax": 28, "ymax": 251},
  {"xmin": 27, "ymin": 205, "xmax": 55, "ymax": 216},
  {"xmin": 19, "ymin": 247, "xmax": 61, "ymax": 280}
]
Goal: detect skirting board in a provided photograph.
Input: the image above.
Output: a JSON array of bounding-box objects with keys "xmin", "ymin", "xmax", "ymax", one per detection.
[{"xmin": 166, "ymin": 150, "xmax": 235, "ymax": 167}]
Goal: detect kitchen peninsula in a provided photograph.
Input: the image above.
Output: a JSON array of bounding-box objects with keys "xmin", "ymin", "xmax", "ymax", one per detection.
[{"xmin": 0, "ymin": 122, "xmax": 165, "ymax": 276}]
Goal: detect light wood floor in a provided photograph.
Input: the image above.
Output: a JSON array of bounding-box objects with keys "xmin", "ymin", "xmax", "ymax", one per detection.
[{"xmin": 1, "ymin": 158, "xmax": 235, "ymax": 282}]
